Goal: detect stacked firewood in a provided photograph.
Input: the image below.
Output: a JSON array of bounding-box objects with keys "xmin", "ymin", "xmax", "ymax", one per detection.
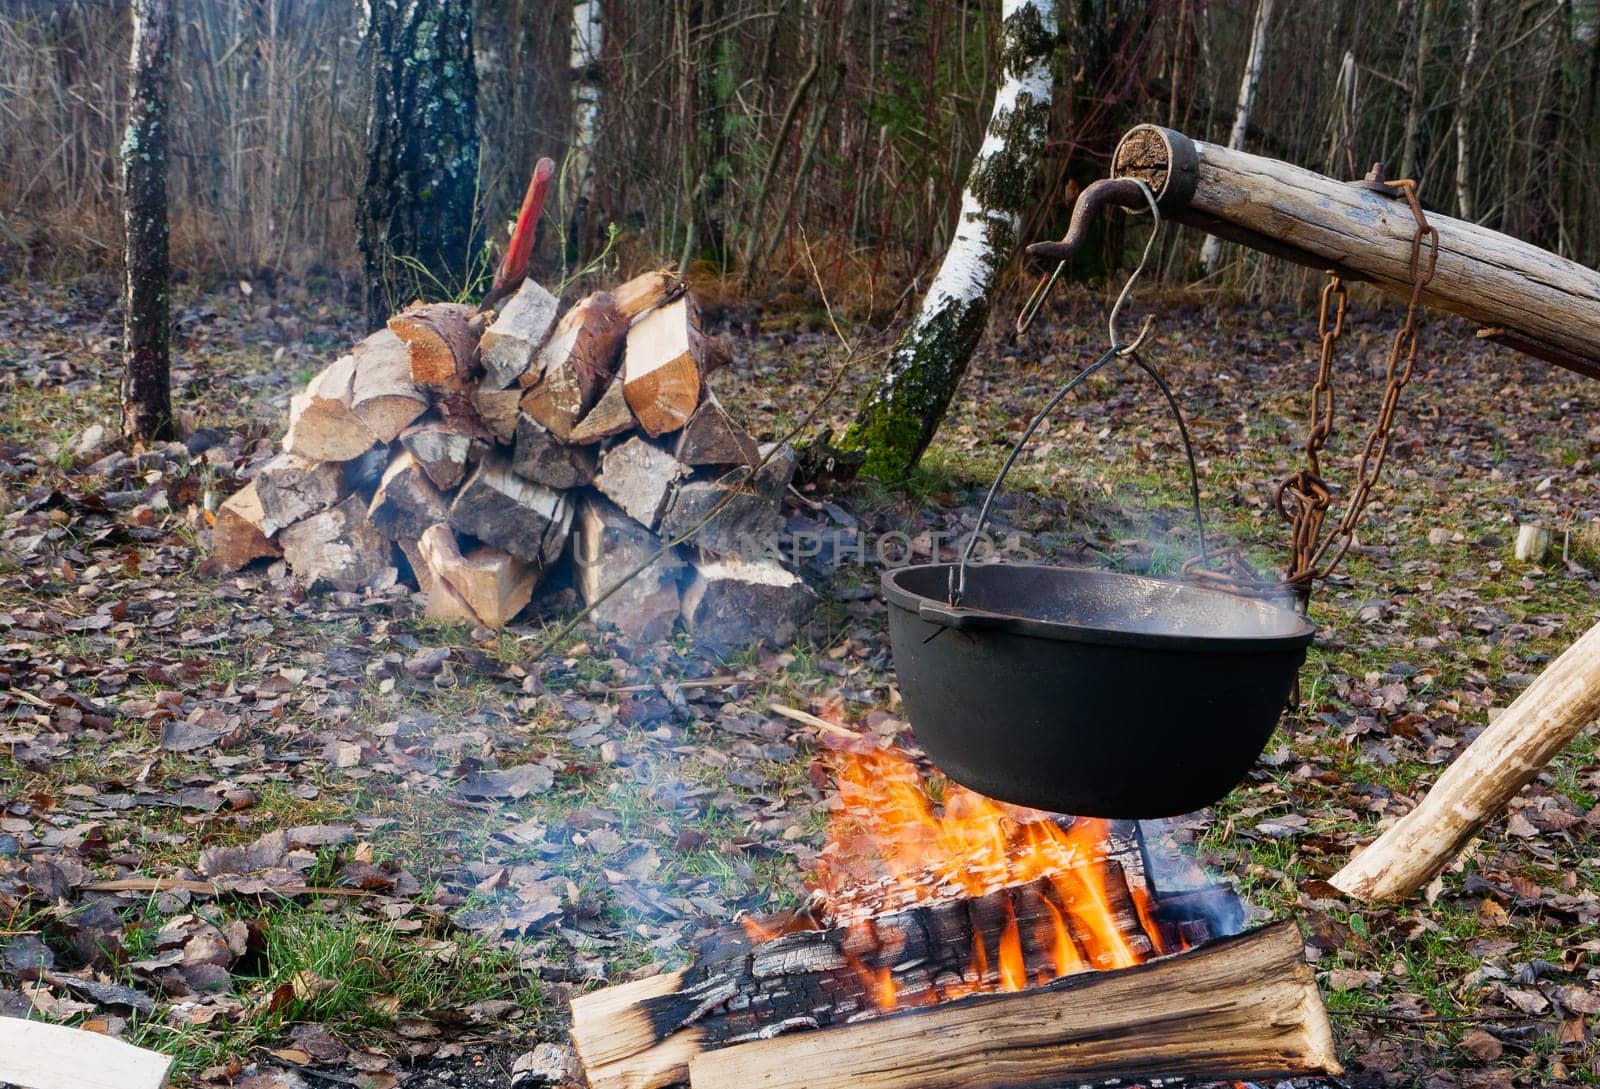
[{"xmin": 211, "ymin": 271, "xmax": 815, "ymax": 645}]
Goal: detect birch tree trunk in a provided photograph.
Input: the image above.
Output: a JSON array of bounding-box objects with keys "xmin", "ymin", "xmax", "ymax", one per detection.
[
  {"xmin": 567, "ymin": 0, "xmax": 603, "ymax": 270},
  {"xmin": 357, "ymin": 0, "xmax": 480, "ymax": 331},
  {"xmin": 1399, "ymin": 0, "xmax": 1432, "ymax": 182},
  {"xmin": 843, "ymin": 0, "xmax": 1057, "ymax": 481},
  {"xmin": 121, "ymin": 0, "xmax": 177, "ymax": 443},
  {"xmin": 1197, "ymin": 0, "xmax": 1273, "ymax": 275},
  {"xmin": 1453, "ymin": 0, "xmax": 1483, "ymax": 220}
]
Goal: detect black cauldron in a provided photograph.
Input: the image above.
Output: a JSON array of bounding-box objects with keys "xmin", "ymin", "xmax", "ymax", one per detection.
[{"xmin": 882, "ymin": 562, "xmax": 1315, "ymax": 818}]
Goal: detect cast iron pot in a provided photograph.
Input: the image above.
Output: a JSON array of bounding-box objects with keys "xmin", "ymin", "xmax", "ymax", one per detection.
[{"xmin": 882, "ymin": 562, "xmax": 1316, "ymax": 818}]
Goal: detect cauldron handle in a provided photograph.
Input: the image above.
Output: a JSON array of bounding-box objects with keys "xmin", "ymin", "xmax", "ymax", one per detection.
[
  {"xmin": 948, "ymin": 348, "xmax": 1210, "ymax": 607},
  {"xmin": 917, "ymin": 600, "xmax": 1011, "ymax": 631}
]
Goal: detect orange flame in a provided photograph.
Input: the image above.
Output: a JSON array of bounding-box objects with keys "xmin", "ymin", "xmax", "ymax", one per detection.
[{"xmin": 812, "ymin": 747, "xmax": 1183, "ymax": 1010}]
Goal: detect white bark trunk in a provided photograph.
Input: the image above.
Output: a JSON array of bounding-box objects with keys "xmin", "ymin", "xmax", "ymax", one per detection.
[
  {"xmin": 568, "ymin": 0, "xmax": 603, "ymax": 263},
  {"xmin": 848, "ymin": 0, "xmax": 1057, "ymax": 478},
  {"xmin": 1454, "ymin": 0, "xmax": 1483, "ymax": 220},
  {"xmin": 1199, "ymin": 0, "xmax": 1273, "ymax": 274}
]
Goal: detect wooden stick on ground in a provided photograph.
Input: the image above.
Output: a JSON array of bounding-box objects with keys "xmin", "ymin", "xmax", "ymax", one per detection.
[
  {"xmin": 1331, "ymin": 615, "xmax": 1600, "ymax": 902},
  {"xmin": 0, "ymin": 1018, "xmax": 171, "ymax": 1089}
]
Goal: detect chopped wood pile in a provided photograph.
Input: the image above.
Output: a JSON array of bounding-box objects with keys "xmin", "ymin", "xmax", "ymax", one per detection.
[{"xmin": 211, "ymin": 271, "xmax": 815, "ymax": 644}]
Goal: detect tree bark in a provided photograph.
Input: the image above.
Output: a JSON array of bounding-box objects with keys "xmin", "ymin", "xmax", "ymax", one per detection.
[
  {"xmin": 842, "ymin": 0, "xmax": 1057, "ymax": 481},
  {"xmin": 1197, "ymin": 0, "xmax": 1272, "ymax": 274},
  {"xmin": 121, "ymin": 0, "xmax": 177, "ymax": 444},
  {"xmin": 567, "ymin": 0, "xmax": 603, "ymax": 271},
  {"xmin": 1453, "ymin": 0, "xmax": 1483, "ymax": 221},
  {"xmin": 357, "ymin": 0, "xmax": 480, "ymax": 331}
]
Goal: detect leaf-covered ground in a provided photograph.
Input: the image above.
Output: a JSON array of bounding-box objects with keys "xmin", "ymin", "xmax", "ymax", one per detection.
[{"xmin": 1, "ymin": 275, "xmax": 1598, "ymax": 1088}]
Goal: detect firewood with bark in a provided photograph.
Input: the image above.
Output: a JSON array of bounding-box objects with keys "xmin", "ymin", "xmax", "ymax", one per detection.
[
  {"xmin": 449, "ymin": 453, "xmax": 573, "ymax": 568},
  {"xmin": 522, "ymin": 292, "xmax": 629, "ymax": 438}
]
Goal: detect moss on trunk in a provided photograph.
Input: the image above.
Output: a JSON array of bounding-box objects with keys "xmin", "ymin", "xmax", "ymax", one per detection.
[{"xmin": 842, "ymin": 0, "xmax": 1056, "ymax": 481}]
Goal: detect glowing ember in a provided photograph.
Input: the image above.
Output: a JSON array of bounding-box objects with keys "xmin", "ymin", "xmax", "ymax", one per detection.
[{"xmin": 787, "ymin": 746, "xmax": 1185, "ymax": 1010}]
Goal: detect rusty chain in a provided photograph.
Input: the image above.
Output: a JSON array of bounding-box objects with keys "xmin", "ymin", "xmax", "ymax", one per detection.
[
  {"xmin": 1278, "ymin": 178, "xmax": 1439, "ymax": 609},
  {"xmin": 1185, "ymin": 178, "xmax": 1439, "ymax": 613}
]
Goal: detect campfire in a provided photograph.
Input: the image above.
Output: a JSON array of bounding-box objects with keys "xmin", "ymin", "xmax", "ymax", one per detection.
[{"xmin": 569, "ymin": 746, "xmax": 1341, "ymax": 1089}]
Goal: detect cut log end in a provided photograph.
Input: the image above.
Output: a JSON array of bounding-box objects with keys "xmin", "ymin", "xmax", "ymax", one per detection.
[
  {"xmin": 623, "ymin": 296, "xmax": 705, "ymax": 437},
  {"xmin": 209, "ymin": 481, "xmax": 280, "ymax": 572},
  {"xmin": 389, "ymin": 302, "xmax": 482, "ymax": 387}
]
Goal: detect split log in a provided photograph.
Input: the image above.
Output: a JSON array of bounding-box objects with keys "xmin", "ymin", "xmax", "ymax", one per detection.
[
  {"xmin": 480, "ymin": 279, "xmax": 560, "ymax": 389},
  {"xmin": 416, "ymin": 523, "xmax": 537, "ymax": 629},
  {"xmin": 571, "ymin": 921, "xmax": 1337, "ymax": 1089},
  {"xmin": 473, "ymin": 385, "xmax": 524, "ymax": 443},
  {"xmin": 401, "ymin": 421, "xmax": 478, "ymax": 491},
  {"xmin": 254, "ymin": 452, "xmax": 345, "ymax": 536},
  {"xmin": 567, "ymin": 372, "xmax": 638, "ymax": 445},
  {"xmin": 1331, "ymin": 614, "xmax": 1600, "ymax": 902},
  {"xmin": 522, "ymin": 292, "xmax": 628, "ymax": 438},
  {"xmin": 277, "ymin": 494, "xmax": 393, "ymax": 591},
  {"xmin": 680, "ymin": 555, "xmax": 815, "ymax": 647},
  {"xmin": 659, "ymin": 446, "xmax": 795, "ymax": 558},
  {"xmin": 284, "ymin": 352, "xmax": 378, "ymax": 462},
  {"xmin": 0, "ymin": 1017, "xmax": 172, "ymax": 1089},
  {"xmin": 594, "ymin": 437, "xmax": 689, "ymax": 529},
  {"xmin": 388, "ymin": 301, "xmax": 482, "ymax": 387},
  {"xmin": 514, "ymin": 412, "xmax": 598, "ymax": 490},
  {"xmin": 349, "ymin": 328, "xmax": 429, "ymax": 441},
  {"xmin": 209, "ymin": 481, "xmax": 280, "ymax": 571},
  {"xmin": 611, "ymin": 268, "xmax": 682, "ymax": 321},
  {"xmin": 1098, "ymin": 124, "xmax": 1600, "ymax": 378},
  {"xmin": 689, "ymin": 923, "xmax": 1339, "ymax": 1089},
  {"xmin": 449, "ymin": 453, "xmax": 573, "ymax": 567},
  {"xmin": 574, "ymin": 494, "xmax": 685, "ymax": 643},
  {"xmin": 369, "ymin": 450, "xmax": 451, "ymax": 540},
  {"xmin": 623, "ymin": 295, "xmax": 706, "ymax": 437},
  {"xmin": 675, "ymin": 391, "xmax": 759, "ymax": 467}
]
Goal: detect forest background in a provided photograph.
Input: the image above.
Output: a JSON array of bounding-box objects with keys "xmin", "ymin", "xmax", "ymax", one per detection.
[{"xmin": 3, "ymin": 0, "xmax": 1598, "ymax": 313}]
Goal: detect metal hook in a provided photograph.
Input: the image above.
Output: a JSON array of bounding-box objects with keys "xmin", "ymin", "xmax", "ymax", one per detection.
[{"xmin": 1107, "ymin": 178, "xmax": 1162, "ymax": 355}]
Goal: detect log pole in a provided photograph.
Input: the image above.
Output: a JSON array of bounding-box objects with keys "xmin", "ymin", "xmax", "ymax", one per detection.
[
  {"xmin": 1034, "ymin": 125, "xmax": 1600, "ymax": 380},
  {"xmin": 1330, "ymin": 616, "xmax": 1600, "ymax": 902}
]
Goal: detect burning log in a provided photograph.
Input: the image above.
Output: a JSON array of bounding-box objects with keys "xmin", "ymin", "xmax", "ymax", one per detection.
[
  {"xmin": 570, "ymin": 920, "xmax": 1338, "ymax": 1089},
  {"xmin": 568, "ymin": 751, "xmax": 1330, "ymax": 1089},
  {"xmin": 688, "ymin": 922, "xmax": 1339, "ymax": 1089}
]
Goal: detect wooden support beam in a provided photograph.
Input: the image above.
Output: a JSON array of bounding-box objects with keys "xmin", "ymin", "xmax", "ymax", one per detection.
[
  {"xmin": 1331, "ymin": 615, "xmax": 1600, "ymax": 902},
  {"xmin": 1101, "ymin": 125, "xmax": 1600, "ymax": 379}
]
